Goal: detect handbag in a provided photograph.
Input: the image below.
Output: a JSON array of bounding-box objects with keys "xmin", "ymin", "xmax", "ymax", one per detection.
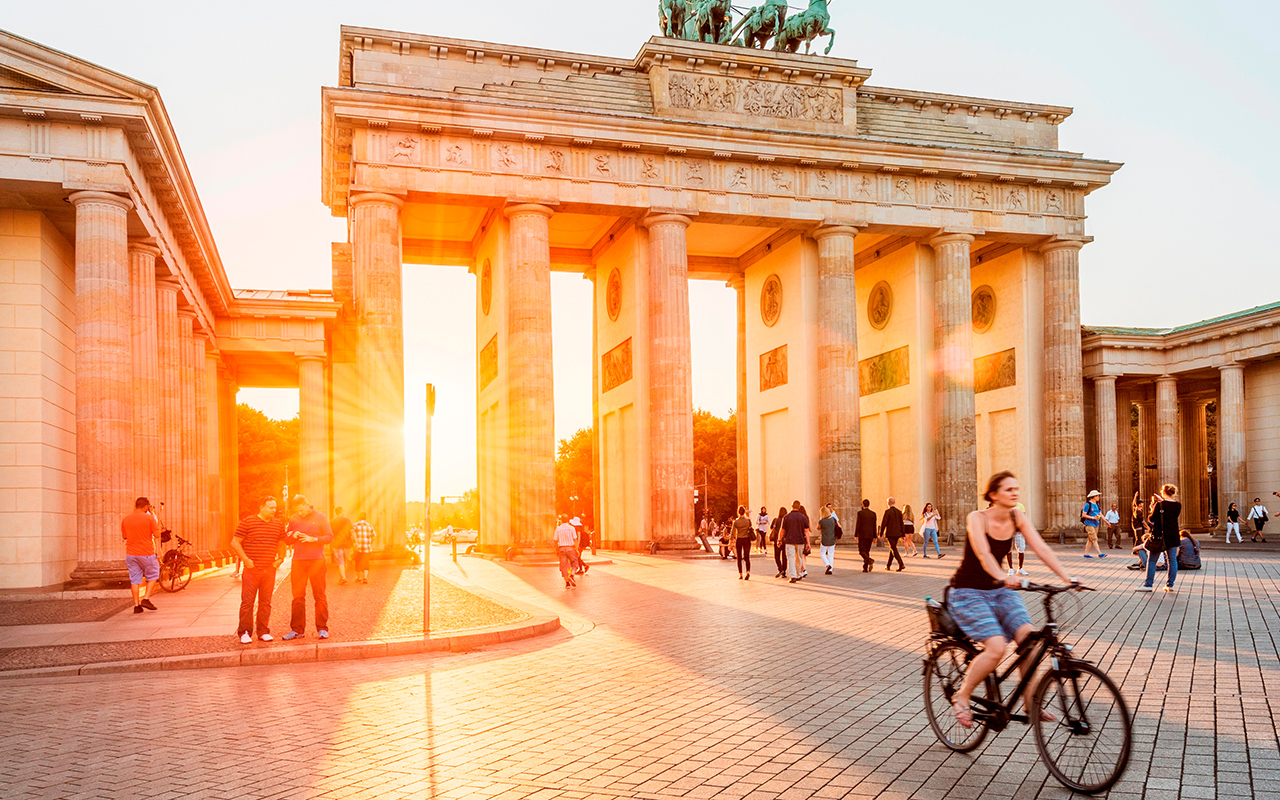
[{"xmin": 834, "ymin": 521, "xmax": 843, "ymax": 540}]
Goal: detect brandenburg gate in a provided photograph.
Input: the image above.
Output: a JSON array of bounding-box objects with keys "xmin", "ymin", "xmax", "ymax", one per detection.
[{"xmin": 321, "ymin": 23, "xmax": 1118, "ymax": 552}]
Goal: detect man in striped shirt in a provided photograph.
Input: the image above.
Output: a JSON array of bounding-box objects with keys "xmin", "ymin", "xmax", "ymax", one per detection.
[
  {"xmin": 231, "ymin": 496, "xmax": 287, "ymax": 644},
  {"xmin": 352, "ymin": 513, "xmax": 375, "ymax": 584}
]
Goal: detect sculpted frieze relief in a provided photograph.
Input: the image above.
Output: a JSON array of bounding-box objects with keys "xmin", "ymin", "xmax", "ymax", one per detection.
[{"xmin": 667, "ymin": 72, "xmax": 843, "ymax": 124}]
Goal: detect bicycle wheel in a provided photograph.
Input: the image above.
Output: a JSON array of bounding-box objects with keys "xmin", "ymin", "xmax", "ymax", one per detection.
[
  {"xmin": 170, "ymin": 560, "xmax": 193, "ymax": 592},
  {"xmin": 1031, "ymin": 662, "xmax": 1132, "ymax": 794},
  {"xmin": 157, "ymin": 560, "xmax": 177, "ymax": 592},
  {"xmin": 923, "ymin": 641, "xmax": 994, "ymax": 752}
]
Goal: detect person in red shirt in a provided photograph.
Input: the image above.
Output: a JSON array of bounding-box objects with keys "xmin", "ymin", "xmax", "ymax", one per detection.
[{"xmin": 121, "ymin": 497, "xmax": 161, "ymax": 613}]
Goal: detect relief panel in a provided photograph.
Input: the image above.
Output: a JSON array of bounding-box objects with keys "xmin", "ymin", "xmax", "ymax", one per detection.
[
  {"xmin": 666, "ymin": 73, "xmax": 843, "ymax": 123},
  {"xmin": 602, "ymin": 338, "xmax": 633, "ymax": 393},
  {"xmin": 974, "ymin": 348, "xmax": 1016, "ymax": 394},
  {"xmin": 760, "ymin": 344, "xmax": 788, "ymax": 391},
  {"xmin": 859, "ymin": 346, "xmax": 910, "ymax": 396},
  {"xmin": 479, "ymin": 334, "xmax": 498, "ymax": 390}
]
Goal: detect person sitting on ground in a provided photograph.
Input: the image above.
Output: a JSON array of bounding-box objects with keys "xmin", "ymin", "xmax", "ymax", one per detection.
[
  {"xmin": 1130, "ymin": 532, "xmax": 1160, "ymax": 571},
  {"xmin": 1176, "ymin": 529, "xmax": 1202, "ymax": 570}
]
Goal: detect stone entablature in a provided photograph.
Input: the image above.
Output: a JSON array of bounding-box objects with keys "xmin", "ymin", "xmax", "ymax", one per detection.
[{"xmin": 1083, "ymin": 302, "xmax": 1280, "ymax": 377}]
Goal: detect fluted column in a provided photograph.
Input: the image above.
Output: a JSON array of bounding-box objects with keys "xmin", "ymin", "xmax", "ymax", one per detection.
[
  {"xmin": 815, "ymin": 224, "xmax": 862, "ymax": 518},
  {"xmin": 1195, "ymin": 401, "xmax": 1210, "ymax": 525},
  {"xmin": 1116, "ymin": 386, "xmax": 1133, "ymax": 528},
  {"xmin": 68, "ymin": 191, "xmax": 135, "ymax": 579},
  {"xmin": 587, "ymin": 269, "xmax": 602, "ymax": 537},
  {"xmin": 1094, "ymin": 376, "xmax": 1119, "ymax": 516},
  {"xmin": 1179, "ymin": 398, "xmax": 1202, "ymax": 528},
  {"xmin": 1138, "ymin": 399, "xmax": 1157, "ymax": 500},
  {"xmin": 128, "ymin": 242, "xmax": 161, "ymax": 502},
  {"xmin": 644, "ymin": 213, "xmax": 695, "ymax": 546},
  {"xmin": 155, "ymin": 279, "xmax": 183, "ymax": 532},
  {"xmin": 177, "ymin": 310, "xmax": 198, "ymax": 546},
  {"xmin": 192, "ymin": 332, "xmax": 211, "ymax": 554},
  {"xmin": 1218, "ymin": 363, "xmax": 1247, "ymax": 530},
  {"xmin": 217, "ymin": 364, "xmax": 239, "ymax": 545},
  {"xmin": 205, "ymin": 348, "xmax": 223, "ymax": 549},
  {"xmin": 1041, "ymin": 239, "xmax": 1087, "ymax": 539},
  {"xmin": 728, "ymin": 275, "xmax": 748, "ymax": 505},
  {"xmin": 299, "ymin": 355, "xmax": 330, "ymax": 521},
  {"xmin": 929, "ymin": 232, "xmax": 977, "ymax": 543},
  {"xmin": 349, "ymin": 192, "xmax": 406, "ymax": 548},
  {"xmin": 1154, "ymin": 375, "xmax": 1178, "ymax": 490},
  {"xmin": 504, "ymin": 204, "xmax": 557, "ymax": 545}
]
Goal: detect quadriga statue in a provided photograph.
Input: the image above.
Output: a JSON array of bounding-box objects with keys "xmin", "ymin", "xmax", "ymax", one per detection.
[
  {"xmin": 773, "ymin": 0, "xmax": 836, "ymax": 54},
  {"xmin": 730, "ymin": 0, "xmax": 788, "ymax": 49}
]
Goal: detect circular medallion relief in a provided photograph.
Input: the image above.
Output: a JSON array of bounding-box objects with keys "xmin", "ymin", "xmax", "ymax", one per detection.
[
  {"xmin": 760, "ymin": 274, "xmax": 783, "ymax": 327},
  {"xmin": 868, "ymin": 281, "xmax": 893, "ymax": 330},
  {"xmin": 606, "ymin": 268, "xmax": 622, "ymax": 322},
  {"xmin": 480, "ymin": 259, "xmax": 493, "ymax": 316},
  {"xmin": 972, "ymin": 285, "xmax": 996, "ymax": 333}
]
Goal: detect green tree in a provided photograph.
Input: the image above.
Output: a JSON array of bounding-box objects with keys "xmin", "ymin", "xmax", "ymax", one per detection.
[
  {"xmin": 555, "ymin": 427, "xmax": 595, "ymax": 528},
  {"xmin": 693, "ymin": 408, "xmax": 738, "ymax": 525},
  {"xmin": 236, "ymin": 404, "xmax": 299, "ymax": 522}
]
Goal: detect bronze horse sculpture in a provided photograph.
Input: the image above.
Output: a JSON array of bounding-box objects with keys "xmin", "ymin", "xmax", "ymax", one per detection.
[
  {"xmin": 773, "ymin": 0, "xmax": 836, "ymax": 55},
  {"xmin": 682, "ymin": 0, "xmax": 734, "ymax": 44},
  {"xmin": 730, "ymin": 0, "xmax": 788, "ymax": 49},
  {"xmin": 658, "ymin": 0, "xmax": 688, "ymax": 38}
]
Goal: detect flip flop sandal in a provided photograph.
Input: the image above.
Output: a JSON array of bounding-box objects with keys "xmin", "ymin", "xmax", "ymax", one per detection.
[{"xmin": 953, "ymin": 700, "xmax": 975, "ymax": 729}]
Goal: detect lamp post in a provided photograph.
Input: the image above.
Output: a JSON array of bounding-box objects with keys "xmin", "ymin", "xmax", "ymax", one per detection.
[{"xmin": 424, "ymin": 383, "xmax": 435, "ymax": 640}]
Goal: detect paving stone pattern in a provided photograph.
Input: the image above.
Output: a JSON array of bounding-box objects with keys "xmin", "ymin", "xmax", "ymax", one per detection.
[{"xmin": 0, "ymin": 548, "xmax": 1277, "ymax": 799}]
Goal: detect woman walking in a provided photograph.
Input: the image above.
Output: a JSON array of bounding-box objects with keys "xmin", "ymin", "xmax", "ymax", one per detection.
[
  {"xmin": 1136, "ymin": 484, "xmax": 1182, "ymax": 593},
  {"xmin": 1131, "ymin": 493, "xmax": 1147, "ymax": 547},
  {"xmin": 732, "ymin": 506, "xmax": 754, "ymax": 579},
  {"xmin": 920, "ymin": 503, "xmax": 943, "ymax": 558},
  {"xmin": 1248, "ymin": 498, "xmax": 1269, "ymax": 542},
  {"xmin": 902, "ymin": 505, "xmax": 918, "ymax": 556},
  {"xmin": 818, "ymin": 507, "xmax": 838, "ymax": 574},
  {"xmin": 770, "ymin": 507, "xmax": 787, "ymax": 577},
  {"xmin": 1225, "ymin": 502, "xmax": 1242, "ymax": 544}
]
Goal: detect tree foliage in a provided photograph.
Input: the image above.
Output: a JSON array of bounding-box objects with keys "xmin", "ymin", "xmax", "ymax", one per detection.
[
  {"xmin": 555, "ymin": 426, "xmax": 595, "ymax": 528},
  {"xmin": 693, "ymin": 408, "xmax": 738, "ymax": 525},
  {"xmin": 236, "ymin": 404, "xmax": 299, "ymax": 522},
  {"xmin": 407, "ymin": 488, "xmax": 480, "ymax": 531}
]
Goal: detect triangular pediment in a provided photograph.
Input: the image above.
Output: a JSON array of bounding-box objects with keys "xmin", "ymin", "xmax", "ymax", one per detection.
[{"xmin": 0, "ymin": 29, "xmax": 145, "ymax": 99}]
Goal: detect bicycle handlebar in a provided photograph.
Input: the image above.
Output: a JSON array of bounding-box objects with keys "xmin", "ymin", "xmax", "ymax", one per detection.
[{"xmin": 1016, "ymin": 580, "xmax": 1094, "ymax": 594}]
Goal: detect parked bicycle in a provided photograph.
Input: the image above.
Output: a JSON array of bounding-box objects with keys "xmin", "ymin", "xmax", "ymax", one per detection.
[
  {"xmin": 922, "ymin": 582, "xmax": 1132, "ymax": 794},
  {"xmin": 159, "ymin": 532, "xmax": 196, "ymax": 593}
]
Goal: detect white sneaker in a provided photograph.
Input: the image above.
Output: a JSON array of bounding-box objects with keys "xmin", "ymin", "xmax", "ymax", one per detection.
[
  {"xmin": 1008, "ymin": 569, "xmax": 1015, "ymax": 576},
  {"xmin": 1134, "ymin": 586, "xmax": 1153, "ymax": 592},
  {"xmin": 1018, "ymin": 568, "xmax": 1029, "ymax": 576},
  {"xmin": 259, "ymin": 633, "xmax": 274, "ymax": 642},
  {"xmin": 240, "ymin": 632, "xmax": 252, "ymax": 644}
]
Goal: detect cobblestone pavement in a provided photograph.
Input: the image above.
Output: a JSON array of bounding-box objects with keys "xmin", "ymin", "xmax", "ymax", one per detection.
[{"xmin": 1, "ymin": 546, "xmax": 1278, "ymax": 799}]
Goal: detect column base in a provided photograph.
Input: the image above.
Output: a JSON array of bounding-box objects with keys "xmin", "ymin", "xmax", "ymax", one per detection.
[
  {"xmin": 1042, "ymin": 526, "xmax": 1084, "ymax": 545},
  {"xmin": 68, "ymin": 561, "xmax": 130, "ymax": 586}
]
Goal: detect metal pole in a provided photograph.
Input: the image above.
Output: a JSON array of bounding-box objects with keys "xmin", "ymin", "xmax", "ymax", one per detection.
[{"xmin": 424, "ymin": 383, "xmax": 435, "ymax": 640}]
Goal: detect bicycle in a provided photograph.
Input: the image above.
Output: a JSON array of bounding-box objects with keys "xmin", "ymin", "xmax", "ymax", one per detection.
[
  {"xmin": 159, "ymin": 533, "xmax": 196, "ymax": 592},
  {"xmin": 921, "ymin": 582, "xmax": 1132, "ymax": 794}
]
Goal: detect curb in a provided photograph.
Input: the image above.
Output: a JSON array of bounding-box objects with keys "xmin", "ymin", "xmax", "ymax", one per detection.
[{"xmin": 0, "ymin": 601, "xmax": 561, "ymax": 681}]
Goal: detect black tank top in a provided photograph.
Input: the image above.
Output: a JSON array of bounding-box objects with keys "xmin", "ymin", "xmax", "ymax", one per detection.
[{"xmin": 951, "ymin": 510, "xmax": 1017, "ymax": 591}]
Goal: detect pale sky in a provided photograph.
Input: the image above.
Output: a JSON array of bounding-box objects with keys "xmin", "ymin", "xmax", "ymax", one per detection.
[{"xmin": 12, "ymin": 2, "xmax": 1278, "ymax": 500}]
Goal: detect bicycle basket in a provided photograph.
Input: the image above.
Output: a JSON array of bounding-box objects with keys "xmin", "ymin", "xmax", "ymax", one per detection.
[{"xmin": 926, "ymin": 593, "xmax": 962, "ymax": 639}]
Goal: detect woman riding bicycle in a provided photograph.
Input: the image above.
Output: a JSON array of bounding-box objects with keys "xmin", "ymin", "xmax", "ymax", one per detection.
[{"xmin": 949, "ymin": 471, "xmax": 1079, "ymax": 729}]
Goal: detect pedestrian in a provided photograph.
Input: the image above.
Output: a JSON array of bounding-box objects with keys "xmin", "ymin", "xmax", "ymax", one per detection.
[
  {"xmin": 121, "ymin": 497, "xmax": 161, "ymax": 614},
  {"xmin": 1176, "ymin": 529, "xmax": 1202, "ymax": 570},
  {"xmin": 331, "ymin": 505, "xmax": 353, "ymax": 585},
  {"xmin": 1104, "ymin": 502, "xmax": 1121, "ymax": 549},
  {"xmin": 817, "ymin": 506, "xmax": 838, "ymax": 575},
  {"xmin": 1248, "ymin": 497, "xmax": 1269, "ymax": 542},
  {"xmin": 553, "ymin": 515, "xmax": 580, "ymax": 588},
  {"xmin": 1225, "ymin": 502, "xmax": 1242, "ymax": 544},
  {"xmin": 1136, "ymin": 484, "xmax": 1182, "ymax": 593},
  {"xmin": 855, "ymin": 499, "xmax": 877, "ymax": 572},
  {"xmin": 283, "ymin": 495, "xmax": 333, "ymax": 640},
  {"xmin": 351, "ymin": 512, "xmax": 375, "ymax": 583},
  {"xmin": 770, "ymin": 506, "xmax": 787, "ymax": 578},
  {"xmin": 1131, "ymin": 493, "xmax": 1147, "ymax": 547},
  {"xmin": 571, "ymin": 516, "xmax": 590, "ymax": 573},
  {"xmin": 1081, "ymin": 490, "xmax": 1104, "ymax": 558},
  {"xmin": 755, "ymin": 506, "xmax": 770, "ymax": 554},
  {"xmin": 920, "ymin": 502, "xmax": 943, "ymax": 558},
  {"xmin": 697, "ymin": 515, "xmax": 713, "ymax": 554},
  {"xmin": 781, "ymin": 501, "xmax": 810, "ymax": 583},
  {"xmin": 718, "ymin": 516, "xmax": 732, "ymax": 559},
  {"xmin": 231, "ymin": 496, "xmax": 286, "ymax": 643},
  {"xmin": 902, "ymin": 504, "xmax": 918, "ymax": 556},
  {"xmin": 732, "ymin": 505, "xmax": 754, "ymax": 579},
  {"xmin": 880, "ymin": 497, "xmax": 905, "ymax": 572}
]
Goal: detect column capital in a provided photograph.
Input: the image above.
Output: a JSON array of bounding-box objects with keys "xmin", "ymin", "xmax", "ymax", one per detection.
[
  {"xmin": 68, "ymin": 190, "xmax": 133, "ymax": 212},
  {"xmin": 640, "ymin": 212, "xmax": 692, "ymax": 229},
  {"xmin": 583, "ymin": 267, "xmax": 598, "ymax": 282},
  {"xmin": 1093, "ymin": 375, "xmax": 1117, "ymax": 387},
  {"xmin": 176, "ymin": 307, "xmax": 197, "ymax": 321},
  {"xmin": 1154, "ymin": 374, "xmax": 1178, "ymax": 386},
  {"xmin": 503, "ymin": 203, "xmax": 554, "ymax": 220},
  {"xmin": 1038, "ymin": 236, "xmax": 1091, "ymax": 254},
  {"xmin": 128, "ymin": 239, "xmax": 162, "ymax": 258},
  {"xmin": 812, "ymin": 224, "xmax": 862, "ymax": 242},
  {"xmin": 348, "ymin": 191, "xmax": 405, "ymax": 211},
  {"xmin": 155, "ymin": 276, "xmax": 182, "ymax": 294},
  {"xmin": 297, "ymin": 354, "xmax": 328, "ymax": 364},
  {"xmin": 1219, "ymin": 361, "xmax": 1245, "ymax": 374},
  {"xmin": 724, "ymin": 275, "xmax": 745, "ymax": 291},
  {"xmin": 927, "ymin": 231, "xmax": 976, "ymax": 249}
]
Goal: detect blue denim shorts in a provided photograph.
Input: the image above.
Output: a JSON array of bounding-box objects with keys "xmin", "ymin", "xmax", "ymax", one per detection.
[
  {"xmin": 126, "ymin": 554, "xmax": 160, "ymax": 584},
  {"xmin": 948, "ymin": 586, "xmax": 1032, "ymax": 642}
]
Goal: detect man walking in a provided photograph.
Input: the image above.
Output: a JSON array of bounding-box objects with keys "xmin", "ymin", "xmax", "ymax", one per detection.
[
  {"xmin": 855, "ymin": 500, "xmax": 877, "ymax": 572},
  {"xmin": 1081, "ymin": 490, "xmax": 1104, "ymax": 558},
  {"xmin": 331, "ymin": 506, "xmax": 353, "ymax": 585},
  {"xmin": 283, "ymin": 495, "xmax": 333, "ymax": 640},
  {"xmin": 554, "ymin": 515, "xmax": 581, "ymax": 588},
  {"xmin": 121, "ymin": 497, "xmax": 161, "ymax": 614},
  {"xmin": 1104, "ymin": 502, "xmax": 1121, "ymax": 549},
  {"xmin": 231, "ymin": 496, "xmax": 286, "ymax": 643},
  {"xmin": 880, "ymin": 497, "xmax": 905, "ymax": 572},
  {"xmin": 781, "ymin": 501, "xmax": 810, "ymax": 583},
  {"xmin": 351, "ymin": 512, "xmax": 375, "ymax": 584}
]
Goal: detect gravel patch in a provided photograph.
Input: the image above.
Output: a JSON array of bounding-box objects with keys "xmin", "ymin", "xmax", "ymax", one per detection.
[{"xmin": 0, "ymin": 599, "xmax": 134, "ymax": 626}]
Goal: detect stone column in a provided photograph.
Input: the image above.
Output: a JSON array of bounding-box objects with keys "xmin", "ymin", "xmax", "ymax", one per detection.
[
  {"xmin": 192, "ymin": 332, "xmax": 211, "ymax": 554},
  {"xmin": 1138, "ymin": 399, "xmax": 1157, "ymax": 500},
  {"xmin": 1179, "ymin": 398, "xmax": 1202, "ymax": 528},
  {"xmin": 69, "ymin": 191, "xmax": 135, "ymax": 579},
  {"xmin": 1154, "ymin": 375, "xmax": 1178, "ymax": 490},
  {"xmin": 155, "ymin": 279, "xmax": 183, "ymax": 532},
  {"xmin": 217, "ymin": 364, "xmax": 239, "ymax": 546},
  {"xmin": 644, "ymin": 213, "xmax": 695, "ymax": 546},
  {"xmin": 815, "ymin": 225, "xmax": 862, "ymax": 519},
  {"xmin": 1040, "ymin": 239, "xmax": 1087, "ymax": 540},
  {"xmin": 298, "ymin": 355, "xmax": 330, "ymax": 521},
  {"xmin": 177, "ymin": 310, "xmax": 198, "ymax": 546},
  {"xmin": 587, "ymin": 270, "xmax": 602, "ymax": 538},
  {"xmin": 205, "ymin": 348, "xmax": 223, "ymax": 549},
  {"xmin": 1115, "ymin": 385, "xmax": 1133, "ymax": 528},
  {"xmin": 1218, "ymin": 363, "xmax": 1247, "ymax": 530},
  {"xmin": 349, "ymin": 192, "xmax": 406, "ymax": 548},
  {"xmin": 1093, "ymin": 376, "xmax": 1119, "ymax": 520},
  {"xmin": 129, "ymin": 242, "xmax": 161, "ymax": 501},
  {"xmin": 727, "ymin": 275, "xmax": 748, "ymax": 506},
  {"xmin": 504, "ymin": 204, "xmax": 557, "ymax": 545},
  {"xmin": 929, "ymin": 232, "xmax": 977, "ymax": 544},
  {"xmin": 1195, "ymin": 401, "xmax": 1210, "ymax": 525}
]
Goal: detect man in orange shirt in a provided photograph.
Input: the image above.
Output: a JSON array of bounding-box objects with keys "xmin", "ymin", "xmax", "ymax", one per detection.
[{"xmin": 121, "ymin": 496, "xmax": 161, "ymax": 613}]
